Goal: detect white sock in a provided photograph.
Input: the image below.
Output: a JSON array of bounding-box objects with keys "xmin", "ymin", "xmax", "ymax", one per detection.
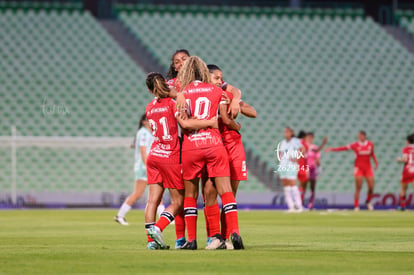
[
  {"xmin": 292, "ymin": 186, "xmax": 303, "ymax": 210},
  {"xmin": 284, "ymin": 187, "xmax": 295, "ymax": 210},
  {"xmin": 117, "ymin": 203, "xmax": 131, "ymax": 218},
  {"xmin": 157, "ymin": 204, "xmax": 165, "ymax": 218}
]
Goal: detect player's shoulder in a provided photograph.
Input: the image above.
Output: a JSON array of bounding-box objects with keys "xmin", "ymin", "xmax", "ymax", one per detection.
[{"xmin": 145, "ymin": 97, "xmax": 158, "ymax": 112}]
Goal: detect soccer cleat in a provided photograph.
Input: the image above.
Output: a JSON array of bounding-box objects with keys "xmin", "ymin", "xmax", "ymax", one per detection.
[
  {"xmin": 147, "ymin": 226, "xmax": 169, "ymax": 250},
  {"xmin": 147, "ymin": 241, "xmax": 159, "ymax": 250},
  {"xmin": 225, "ymin": 240, "xmax": 234, "ymax": 250},
  {"xmin": 205, "ymin": 234, "xmax": 226, "ymax": 250},
  {"xmin": 231, "ymin": 232, "xmax": 244, "ymax": 250},
  {"xmin": 206, "ymin": 237, "xmax": 213, "ymax": 247},
  {"xmin": 175, "ymin": 237, "xmax": 186, "ymax": 249},
  {"xmin": 181, "ymin": 240, "xmax": 197, "ymax": 250},
  {"xmin": 366, "ymin": 202, "xmax": 374, "ymax": 211},
  {"xmin": 354, "ymin": 206, "xmax": 360, "ymax": 212},
  {"xmin": 114, "ymin": 216, "xmax": 129, "ymax": 226}
]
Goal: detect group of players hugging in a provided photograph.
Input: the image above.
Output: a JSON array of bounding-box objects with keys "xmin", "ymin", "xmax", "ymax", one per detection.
[{"xmin": 114, "ymin": 49, "xmax": 414, "ymax": 250}]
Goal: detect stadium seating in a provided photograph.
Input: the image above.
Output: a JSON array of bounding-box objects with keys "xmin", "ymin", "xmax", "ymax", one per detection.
[{"xmin": 119, "ymin": 5, "xmax": 414, "ymax": 193}]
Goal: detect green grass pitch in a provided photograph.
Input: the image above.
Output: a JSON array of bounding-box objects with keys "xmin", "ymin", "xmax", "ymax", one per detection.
[{"xmin": 1, "ymin": 209, "xmax": 414, "ymax": 274}]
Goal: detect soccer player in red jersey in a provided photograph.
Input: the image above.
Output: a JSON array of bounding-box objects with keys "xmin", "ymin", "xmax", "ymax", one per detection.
[
  {"xmin": 144, "ymin": 72, "xmax": 217, "ymax": 249},
  {"xmin": 166, "ymin": 49, "xmax": 241, "ymax": 118},
  {"xmin": 397, "ymin": 133, "xmax": 414, "ymax": 211},
  {"xmin": 297, "ymin": 130, "xmax": 310, "ymax": 204},
  {"xmin": 201, "ymin": 64, "xmax": 256, "ymax": 249},
  {"xmin": 325, "ymin": 131, "xmax": 378, "ymax": 211},
  {"xmin": 176, "ymin": 56, "xmax": 244, "ymax": 250}
]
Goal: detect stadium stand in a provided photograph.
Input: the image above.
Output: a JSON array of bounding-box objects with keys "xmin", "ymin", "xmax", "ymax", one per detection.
[
  {"xmin": 118, "ymin": 5, "xmax": 414, "ymax": 193},
  {"xmin": 397, "ymin": 9, "xmax": 414, "ymax": 35}
]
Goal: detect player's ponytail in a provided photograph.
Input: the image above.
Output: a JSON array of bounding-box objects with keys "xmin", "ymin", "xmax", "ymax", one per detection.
[
  {"xmin": 146, "ymin": 72, "xmax": 170, "ymax": 99},
  {"xmin": 166, "ymin": 49, "xmax": 190, "ymax": 80},
  {"xmin": 178, "ymin": 56, "xmax": 211, "ymax": 92}
]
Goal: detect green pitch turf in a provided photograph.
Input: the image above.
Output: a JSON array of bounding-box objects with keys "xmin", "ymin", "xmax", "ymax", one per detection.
[{"xmin": 1, "ymin": 210, "xmax": 414, "ymax": 274}]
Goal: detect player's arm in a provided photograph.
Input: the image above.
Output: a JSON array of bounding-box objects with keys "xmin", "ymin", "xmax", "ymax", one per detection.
[
  {"xmin": 168, "ymin": 87, "xmax": 186, "ymax": 113},
  {"xmin": 219, "ymin": 103, "xmax": 241, "ymax": 131},
  {"xmin": 371, "ymin": 149, "xmax": 378, "ymax": 170},
  {"xmin": 176, "ymin": 112, "xmax": 218, "ymax": 131},
  {"xmin": 240, "ymin": 101, "xmax": 257, "ymax": 118},
  {"xmin": 140, "ymin": 146, "xmax": 147, "ymax": 164},
  {"xmin": 397, "ymin": 154, "xmax": 408, "ymax": 163},
  {"xmin": 315, "ymin": 137, "xmax": 328, "ymax": 152},
  {"xmin": 324, "ymin": 145, "xmax": 349, "ymax": 152},
  {"xmin": 225, "ymin": 83, "xmax": 241, "ymax": 119}
]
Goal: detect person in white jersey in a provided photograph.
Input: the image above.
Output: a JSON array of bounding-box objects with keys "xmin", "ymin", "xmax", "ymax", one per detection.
[
  {"xmin": 276, "ymin": 127, "xmax": 305, "ymax": 212},
  {"xmin": 115, "ymin": 114, "xmax": 158, "ymax": 225}
]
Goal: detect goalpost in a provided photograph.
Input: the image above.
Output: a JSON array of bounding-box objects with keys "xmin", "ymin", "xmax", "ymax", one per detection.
[{"xmin": 0, "ymin": 126, "xmax": 138, "ymax": 207}]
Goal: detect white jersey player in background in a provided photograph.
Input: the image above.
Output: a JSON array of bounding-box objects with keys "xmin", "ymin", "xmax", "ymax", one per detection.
[
  {"xmin": 115, "ymin": 114, "xmax": 165, "ymax": 225},
  {"xmin": 276, "ymin": 127, "xmax": 305, "ymax": 212}
]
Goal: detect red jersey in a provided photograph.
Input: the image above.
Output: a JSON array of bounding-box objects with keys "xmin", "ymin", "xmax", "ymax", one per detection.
[
  {"xmin": 145, "ymin": 97, "xmax": 180, "ymax": 164},
  {"xmin": 332, "ymin": 141, "xmax": 375, "ymax": 168},
  {"xmin": 298, "ymin": 139, "xmax": 308, "ymax": 167},
  {"xmin": 402, "ymin": 145, "xmax": 414, "ymax": 175},
  {"xmin": 181, "ymin": 81, "xmax": 224, "ymax": 151},
  {"xmin": 219, "ymin": 90, "xmax": 242, "ymax": 145},
  {"xmin": 167, "ymin": 78, "xmax": 181, "ymax": 92}
]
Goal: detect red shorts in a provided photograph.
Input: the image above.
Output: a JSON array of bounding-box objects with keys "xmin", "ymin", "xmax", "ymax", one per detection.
[
  {"xmin": 146, "ymin": 158, "xmax": 183, "ymax": 189},
  {"xmin": 354, "ymin": 166, "xmax": 374, "ymax": 178},
  {"xmin": 182, "ymin": 146, "xmax": 230, "ymax": 180},
  {"xmin": 225, "ymin": 139, "xmax": 247, "ymax": 181},
  {"xmin": 401, "ymin": 171, "xmax": 414, "ymax": 184},
  {"xmin": 297, "ymin": 170, "xmax": 309, "ymax": 183}
]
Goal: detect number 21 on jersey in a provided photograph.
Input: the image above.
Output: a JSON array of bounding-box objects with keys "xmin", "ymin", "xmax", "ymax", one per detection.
[{"xmin": 149, "ymin": 117, "xmax": 172, "ymax": 141}]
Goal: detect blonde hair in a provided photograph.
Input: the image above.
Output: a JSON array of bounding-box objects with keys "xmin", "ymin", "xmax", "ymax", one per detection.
[
  {"xmin": 146, "ymin": 72, "xmax": 170, "ymax": 98},
  {"xmin": 177, "ymin": 56, "xmax": 211, "ymax": 91}
]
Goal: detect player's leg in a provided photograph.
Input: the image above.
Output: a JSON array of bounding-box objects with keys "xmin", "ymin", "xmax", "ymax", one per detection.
[
  {"xmin": 308, "ymin": 179, "xmax": 316, "ymax": 209},
  {"xmin": 219, "ymin": 179, "xmax": 240, "ymax": 249},
  {"xmin": 290, "ymin": 180, "xmax": 303, "ymax": 211},
  {"xmin": 149, "ymin": 187, "xmax": 184, "ymax": 249},
  {"xmin": 214, "ymin": 176, "xmax": 244, "ymax": 249},
  {"xmin": 399, "ymin": 181, "xmax": 408, "ymax": 211},
  {"xmin": 365, "ymin": 176, "xmax": 375, "ymax": 211},
  {"xmin": 202, "ymin": 178, "xmax": 223, "ymax": 249},
  {"xmin": 282, "ymin": 179, "xmax": 295, "ymax": 211},
  {"xmin": 115, "ymin": 178, "xmax": 147, "ymax": 225},
  {"xmin": 157, "ymin": 199, "xmax": 166, "ymax": 218},
  {"xmin": 181, "ymin": 178, "xmax": 199, "ymax": 250},
  {"xmin": 354, "ymin": 176, "xmax": 363, "ymax": 211},
  {"xmin": 144, "ymin": 183, "xmax": 164, "ymax": 249}
]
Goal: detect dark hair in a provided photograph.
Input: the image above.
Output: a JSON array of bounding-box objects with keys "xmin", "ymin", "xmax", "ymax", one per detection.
[
  {"xmin": 285, "ymin": 126, "xmax": 295, "ymax": 137},
  {"xmin": 146, "ymin": 72, "xmax": 170, "ymax": 99},
  {"xmin": 359, "ymin": 130, "xmax": 367, "ymax": 137},
  {"xmin": 139, "ymin": 113, "xmax": 147, "ymax": 128},
  {"xmin": 297, "ymin": 130, "xmax": 307, "ymax": 139},
  {"xmin": 207, "ymin": 64, "xmax": 221, "ymax": 73},
  {"xmin": 407, "ymin": 133, "xmax": 414, "ymax": 144},
  {"xmin": 166, "ymin": 49, "xmax": 190, "ymax": 80}
]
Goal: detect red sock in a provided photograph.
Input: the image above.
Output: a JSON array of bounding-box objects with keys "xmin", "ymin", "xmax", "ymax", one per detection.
[
  {"xmin": 220, "ymin": 208, "xmax": 228, "ymax": 240},
  {"xmin": 145, "ymin": 222, "xmax": 155, "ymax": 242},
  {"xmin": 184, "ymin": 197, "xmax": 198, "ymax": 242},
  {"xmin": 155, "ymin": 211, "xmax": 174, "ymax": 232},
  {"xmin": 366, "ymin": 194, "xmax": 373, "ymax": 204},
  {"xmin": 299, "ymin": 187, "xmax": 305, "ymax": 203},
  {"xmin": 175, "ymin": 210, "xmax": 185, "ymax": 240},
  {"xmin": 204, "ymin": 204, "xmax": 220, "ymax": 237},
  {"xmin": 400, "ymin": 195, "xmax": 406, "ymax": 208},
  {"xmin": 354, "ymin": 199, "xmax": 359, "ymax": 208},
  {"xmin": 221, "ymin": 192, "xmax": 239, "ymax": 237}
]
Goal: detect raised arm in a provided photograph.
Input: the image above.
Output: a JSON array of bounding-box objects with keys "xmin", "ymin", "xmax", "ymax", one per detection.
[
  {"xmin": 325, "ymin": 145, "xmax": 349, "ymax": 152},
  {"xmin": 315, "ymin": 136, "xmax": 328, "ymax": 152},
  {"xmin": 219, "ymin": 103, "xmax": 241, "ymax": 131},
  {"xmin": 240, "ymin": 101, "xmax": 257, "ymax": 118}
]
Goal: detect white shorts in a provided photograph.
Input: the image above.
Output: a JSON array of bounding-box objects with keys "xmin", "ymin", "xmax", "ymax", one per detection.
[{"xmin": 278, "ymin": 162, "xmax": 298, "ymax": 180}]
